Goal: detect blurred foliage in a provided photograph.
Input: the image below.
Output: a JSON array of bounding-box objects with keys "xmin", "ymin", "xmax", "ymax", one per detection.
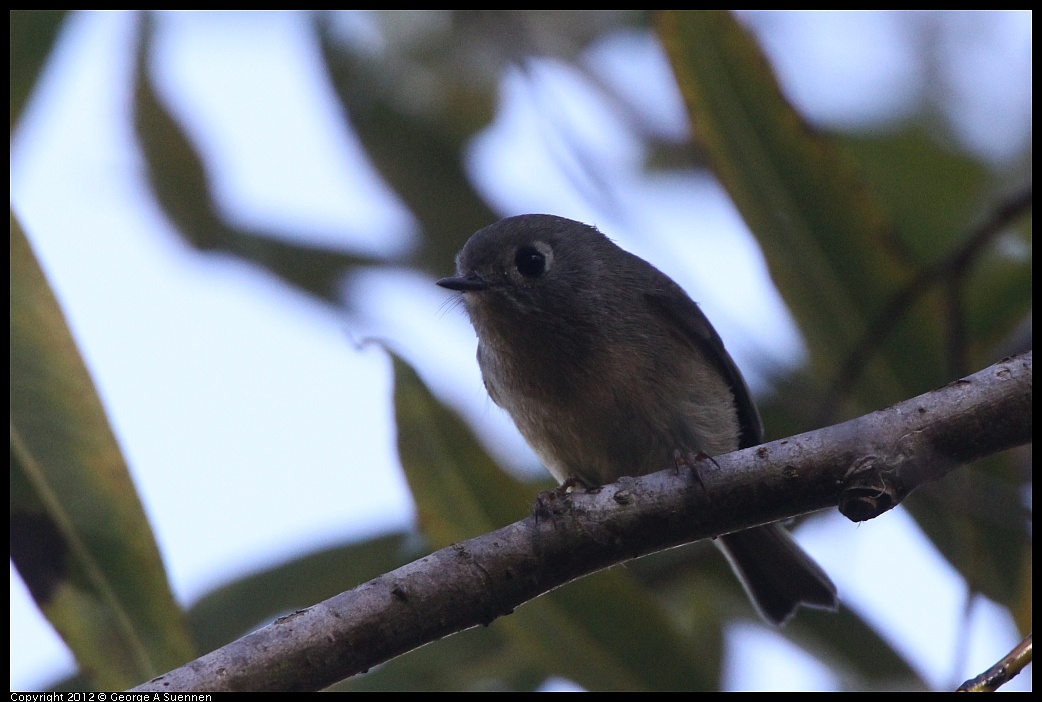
[
  {"xmin": 657, "ymin": 9, "xmax": 1031, "ymax": 619},
  {"xmin": 9, "ymin": 10, "xmax": 68, "ymax": 134},
  {"xmin": 11, "ymin": 9, "xmax": 1030, "ymax": 691},
  {"xmin": 11, "ymin": 211, "xmax": 195, "ymax": 688}
]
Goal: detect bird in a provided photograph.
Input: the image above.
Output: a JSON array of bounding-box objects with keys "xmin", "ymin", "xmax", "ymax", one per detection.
[{"xmin": 437, "ymin": 213, "xmax": 837, "ymax": 625}]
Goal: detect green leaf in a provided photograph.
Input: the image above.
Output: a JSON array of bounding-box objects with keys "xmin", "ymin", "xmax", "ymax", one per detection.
[
  {"xmin": 962, "ymin": 212, "xmax": 1031, "ymax": 361},
  {"xmin": 656, "ymin": 10, "xmax": 919, "ymax": 410},
  {"xmin": 655, "ymin": 18, "xmax": 1032, "ymax": 613},
  {"xmin": 331, "ymin": 617, "xmax": 534, "ymax": 692},
  {"xmin": 189, "ymin": 531, "xmax": 585, "ymax": 692},
  {"xmin": 186, "ymin": 532, "xmax": 428, "ymax": 654},
  {"xmin": 314, "ymin": 16, "xmax": 501, "ymax": 275},
  {"xmin": 391, "ymin": 350, "xmax": 719, "ymax": 690},
  {"xmin": 834, "ymin": 129, "xmax": 1030, "ymax": 387},
  {"xmin": 390, "ymin": 351, "xmax": 535, "ymax": 543},
  {"xmin": 10, "ymin": 212, "xmax": 194, "ymax": 689},
  {"xmin": 833, "ymin": 130, "xmax": 1030, "ymax": 610},
  {"xmin": 907, "ymin": 455, "xmax": 1029, "ymax": 610},
  {"xmin": 10, "ymin": 10, "xmax": 68, "ymax": 134},
  {"xmin": 53, "ymin": 531, "xmax": 531, "ymax": 692},
  {"xmin": 643, "ymin": 541, "xmax": 926, "ymax": 688},
  {"xmin": 836, "ymin": 129, "xmax": 987, "ymax": 264},
  {"xmin": 131, "ymin": 12, "xmax": 372, "ymax": 305}
]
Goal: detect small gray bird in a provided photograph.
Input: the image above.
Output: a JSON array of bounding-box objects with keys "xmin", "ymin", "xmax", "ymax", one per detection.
[{"xmin": 437, "ymin": 214, "xmax": 837, "ymax": 625}]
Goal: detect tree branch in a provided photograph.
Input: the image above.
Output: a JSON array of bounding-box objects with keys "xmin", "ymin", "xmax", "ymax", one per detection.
[
  {"xmin": 957, "ymin": 632, "xmax": 1032, "ymax": 692},
  {"xmin": 820, "ymin": 186, "xmax": 1032, "ymax": 421},
  {"xmin": 131, "ymin": 352, "xmax": 1032, "ymax": 692}
]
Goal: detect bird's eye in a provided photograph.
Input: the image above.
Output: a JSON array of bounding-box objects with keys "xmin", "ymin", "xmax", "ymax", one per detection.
[{"xmin": 515, "ymin": 246, "xmax": 547, "ymax": 278}]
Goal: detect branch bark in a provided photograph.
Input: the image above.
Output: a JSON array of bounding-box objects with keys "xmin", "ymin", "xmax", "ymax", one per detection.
[
  {"xmin": 131, "ymin": 351, "xmax": 1032, "ymax": 692},
  {"xmin": 958, "ymin": 632, "xmax": 1032, "ymax": 692}
]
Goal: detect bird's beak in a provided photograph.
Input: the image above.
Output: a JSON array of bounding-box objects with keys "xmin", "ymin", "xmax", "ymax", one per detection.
[{"xmin": 437, "ymin": 273, "xmax": 489, "ymax": 292}]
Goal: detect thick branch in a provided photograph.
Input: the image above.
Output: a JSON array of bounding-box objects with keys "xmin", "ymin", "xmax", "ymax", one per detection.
[{"xmin": 132, "ymin": 352, "xmax": 1031, "ymax": 692}]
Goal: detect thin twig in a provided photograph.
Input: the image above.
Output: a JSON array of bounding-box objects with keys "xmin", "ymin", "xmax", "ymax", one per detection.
[
  {"xmin": 957, "ymin": 632, "xmax": 1032, "ymax": 692},
  {"xmin": 819, "ymin": 186, "xmax": 1032, "ymax": 423}
]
